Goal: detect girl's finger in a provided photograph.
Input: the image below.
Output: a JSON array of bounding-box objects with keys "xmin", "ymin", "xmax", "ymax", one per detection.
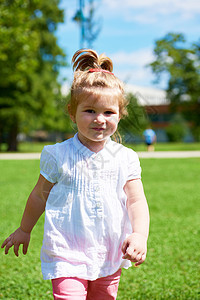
[
  {"xmin": 135, "ymin": 253, "xmax": 142, "ymax": 262},
  {"xmin": 4, "ymin": 241, "xmax": 13, "ymax": 255},
  {"xmin": 1, "ymin": 240, "xmax": 7, "ymax": 249},
  {"xmin": 14, "ymin": 243, "xmax": 20, "ymax": 257},
  {"xmin": 121, "ymin": 240, "xmax": 128, "ymax": 254},
  {"xmin": 135, "ymin": 253, "xmax": 146, "ymax": 266},
  {"xmin": 1, "ymin": 237, "xmax": 11, "ymax": 248},
  {"xmin": 126, "ymin": 246, "xmax": 135, "ymax": 257},
  {"xmin": 122, "ymin": 247, "xmax": 136, "ymax": 260},
  {"xmin": 23, "ymin": 243, "xmax": 28, "ymax": 255}
]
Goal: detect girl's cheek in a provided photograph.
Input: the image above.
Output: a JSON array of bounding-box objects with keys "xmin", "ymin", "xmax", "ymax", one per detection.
[{"xmin": 110, "ymin": 115, "xmax": 120, "ymax": 125}]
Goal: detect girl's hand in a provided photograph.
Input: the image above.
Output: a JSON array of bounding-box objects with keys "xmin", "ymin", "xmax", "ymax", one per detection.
[
  {"xmin": 121, "ymin": 232, "xmax": 147, "ymax": 266},
  {"xmin": 1, "ymin": 227, "xmax": 30, "ymax": 257}
]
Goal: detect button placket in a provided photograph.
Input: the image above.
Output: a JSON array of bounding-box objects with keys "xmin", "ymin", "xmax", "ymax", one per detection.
[
  {"xmin": 93, "ymin": 179, "xmax": 102, "ymax": 216},
  {"xmin": 92, "ymin": 156, "xmax": 103, "ymax": 218}
]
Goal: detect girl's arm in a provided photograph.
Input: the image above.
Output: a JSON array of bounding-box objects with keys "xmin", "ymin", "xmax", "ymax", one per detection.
[
  {"xmin": 122, "ymin": 179, "xmax": 150, "ymax": 266},
  {"xmin": 1, "ymin": 175, "xmax": 54, "ymax": 257}
]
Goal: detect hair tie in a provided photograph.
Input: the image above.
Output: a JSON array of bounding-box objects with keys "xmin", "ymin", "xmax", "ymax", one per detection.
[{"xmin": 88, "ymin": 68, "xmax": 114, "ymax": 75}]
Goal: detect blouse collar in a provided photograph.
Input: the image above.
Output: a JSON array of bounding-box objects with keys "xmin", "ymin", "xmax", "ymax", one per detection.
[{"xmin": 73, "ymin": 133, "xmax": 112, "ymax": 158}]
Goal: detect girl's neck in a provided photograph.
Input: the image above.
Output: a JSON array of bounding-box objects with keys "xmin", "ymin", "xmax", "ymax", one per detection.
[{"xmin": 77, "ymin": 133, "xmax": 108, "ymax": 153}]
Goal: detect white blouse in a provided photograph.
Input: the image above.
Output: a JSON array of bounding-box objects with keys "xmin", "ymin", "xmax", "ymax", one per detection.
[{"xmin": 40, "ymin": 133, "xmax": 141, "ymax": 280}]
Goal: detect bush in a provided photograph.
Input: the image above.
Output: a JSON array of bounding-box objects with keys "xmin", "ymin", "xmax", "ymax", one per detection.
[
  {"xmin": 166, "ymin": 114, "xmax": 187, "ymax": 142},
  {"xmin": 166, "ymin": 123, "xmax": 186, "ymax": 142},
  {"xmin": 192, "ymin": 126, "xmax": 200, "ymax": 142}
]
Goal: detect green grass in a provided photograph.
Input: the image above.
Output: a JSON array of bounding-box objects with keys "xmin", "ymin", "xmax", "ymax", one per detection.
[
  {"xmin": 0, "ymin": 141, "xmax": 200, "ymax": 153},
  {"xmin": 0, "ymin": 142, "xmax": 55, "ymax": 153},
  {"xmin": 0, "ymin": 159, "xmax": 200, "ymax": 299},
  {"xmin": 118, "ymin": 158, "xmax": 200, "ymax": 299},
  {"xmin": 127, "ymin": 142, "xmax": 200, "ymax": 152}
]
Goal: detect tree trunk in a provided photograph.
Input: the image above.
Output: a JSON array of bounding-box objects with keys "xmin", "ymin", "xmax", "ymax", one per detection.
[
  {"xmin": 0, "ymin": 127, "xmax": 2, "ymax": 152},
  {"xmin": 7, "ymin": 121, "xmax": 18, "ymax": 152}
]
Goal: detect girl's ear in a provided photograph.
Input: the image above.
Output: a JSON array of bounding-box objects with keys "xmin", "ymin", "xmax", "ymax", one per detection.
[{"xmin": 68, "ymin": 104, "xmax": 76, "ymax": 123}]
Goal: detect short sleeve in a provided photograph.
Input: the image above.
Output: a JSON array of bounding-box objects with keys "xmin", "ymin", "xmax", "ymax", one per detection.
[
  {"xmin": 40, "ymin": 145, "xmax": 58, "ymax": 183},
  {"xmin": 127, "ymin": 149, "xmax": 141, "ymax": 181}
]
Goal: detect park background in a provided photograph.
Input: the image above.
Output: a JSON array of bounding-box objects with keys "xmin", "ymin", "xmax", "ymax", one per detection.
[
  {"xmin": 0, "ymin": 1, "xmax": 200, "ymax": 299},
  {"xmin": 0, "ymin": 0, "xmax": 200, "ymax": 151}
]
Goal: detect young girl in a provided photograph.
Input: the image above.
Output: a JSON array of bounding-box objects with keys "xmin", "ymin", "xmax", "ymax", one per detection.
[{"xmin": 2, "ymin": 49, "xmax": 150, "ymax": 300}]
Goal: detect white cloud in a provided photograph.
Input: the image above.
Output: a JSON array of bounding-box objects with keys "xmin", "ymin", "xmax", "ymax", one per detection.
[
  {"xmin": 111, "ymin": 48, "xmax": 154, "ymax": 67},
  {"xmin": 109, "ymin": 48, "xmax": 159, "ymax": 87},
  {"xmin": 102, "ymin": 0, "xmax": 200, "ymax": 22},
  {"xmin": 116, "ymin": 68, "xmax": 153, "ymax": 85},
  {"xmin": 103, "ymin": 0, "xmax": 200, "ymax": 11}
]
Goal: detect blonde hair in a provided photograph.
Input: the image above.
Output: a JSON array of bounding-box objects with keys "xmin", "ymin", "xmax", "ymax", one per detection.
[{"xmin": 68, "ymin": 49, "xmax": 128, "ymax": 119}]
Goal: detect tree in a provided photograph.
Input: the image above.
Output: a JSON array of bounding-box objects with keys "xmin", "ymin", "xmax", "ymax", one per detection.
[
  {"xmin": 0, "ymin": 0, "xmax": 67, "ymax": 151},
  {"xmin": 165, "ymin": 114, "xmax": 187, "ymax": 142},
  {"xmin": 148, "ymin": 33, "xmax": 200, "ymax": 140}
]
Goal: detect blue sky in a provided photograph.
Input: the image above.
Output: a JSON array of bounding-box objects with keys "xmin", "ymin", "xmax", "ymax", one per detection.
[{"xmin": 56, "ymin": 0, "xmax": 200, "ymax": 90}]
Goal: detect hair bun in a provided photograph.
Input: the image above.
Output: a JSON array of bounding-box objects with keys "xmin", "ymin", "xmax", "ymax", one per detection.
[{"xmin": 72, "ymin": 49, "xmax": 113, "ymax": 72}]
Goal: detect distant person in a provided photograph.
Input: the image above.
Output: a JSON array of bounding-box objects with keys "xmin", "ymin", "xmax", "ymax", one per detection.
[
  {"xmin": 143, "ymin": 127, "xmax": 156, "ymax": 151},
  {"xmin": 2, "ymin": 49, "xmax": 149, "ymax": 300}
]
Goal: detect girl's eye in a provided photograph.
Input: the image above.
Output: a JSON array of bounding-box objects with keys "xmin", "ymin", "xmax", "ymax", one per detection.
[
  {"xmin": 85, "ymin": 109, "xmax": 95, "ymax": 113},
  {"xmin": 104, "ymin": 111, "xmax": 114, "ymax": 115}
]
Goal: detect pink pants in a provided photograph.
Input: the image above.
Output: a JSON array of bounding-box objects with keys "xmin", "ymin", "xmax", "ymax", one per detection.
[{"xmin": 52, "ymin": 269, "xmax": 121, "ymax": 300}]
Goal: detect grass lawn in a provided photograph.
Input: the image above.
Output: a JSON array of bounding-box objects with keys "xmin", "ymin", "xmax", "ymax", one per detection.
[
  {"xmin": 127, "ymin": 142, "xmax": 200, "ymax": 152},
  {"xmin": 0, "ymin": 141, "xmax": 200, "ymax": 153},
  {"xmin": 0, "ymin": 158, "xmax": 200, "ymax": 299}
]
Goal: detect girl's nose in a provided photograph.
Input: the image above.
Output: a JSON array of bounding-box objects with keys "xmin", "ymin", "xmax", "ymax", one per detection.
[{"xmin": 94, "ymin": 113, "xmax": 105, "ymax": 124}]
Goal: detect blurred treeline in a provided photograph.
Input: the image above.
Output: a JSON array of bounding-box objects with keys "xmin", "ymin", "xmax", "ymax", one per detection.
[
  {"xmin": 0, "ymin": 0, "xmax": 148, "ymax": 151},
  {"xmin": 0, "ymin": 0, "xmax": 72, "ymax": 151},
  {"xmin": 1, "ymin": 1, "xmax": 200, "ymax": 151},
  {"xmin": 149, "ymin": 33, "xmax": 200, "ymax": 142}
]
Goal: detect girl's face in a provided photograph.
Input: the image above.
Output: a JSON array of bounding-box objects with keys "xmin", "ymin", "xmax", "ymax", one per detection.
[{"xmin": 70, "ymin": 93, "xmax": 120, "ymax": 152}]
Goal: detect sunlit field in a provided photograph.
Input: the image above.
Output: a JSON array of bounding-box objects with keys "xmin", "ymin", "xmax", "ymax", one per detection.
[
  {"xmin": 0, "ymin": 158, "xmax": 199, "ymax": 299},
  {"xmin": 0, "ymin": 141, "xmax": 200, "ymax": 153}
]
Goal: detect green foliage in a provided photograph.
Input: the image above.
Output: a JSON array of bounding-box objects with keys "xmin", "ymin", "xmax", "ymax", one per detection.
[
  {"xmin": 193, "ymin": 126, "xmax": 200, "ymax": 142},
  {"xmin": 165, "ymin": 114, "xmax": 187, "ymax": 142},
  {"xmin": 0, "ymin": 0, "xmax": 67, "ymax": 151},
  {"xmin": 149, "ymin": 33, "xmax": 200, "ymax": 104},
  {"xmin": 149, "ymin": 33, "xmax": 200, "ymax": 138},
  {"xmin": 166, "ymin": 124, "xmax": 185, "ymax": 142},
  {"xmin": 0, "ymin": 158, "xmax": 200, "ymax": 299}
]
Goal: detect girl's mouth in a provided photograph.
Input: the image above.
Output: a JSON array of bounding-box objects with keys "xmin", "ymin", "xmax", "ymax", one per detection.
[{"xmin": 92, "ymin": 127, "xmax": 105, "ymax": 131}]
